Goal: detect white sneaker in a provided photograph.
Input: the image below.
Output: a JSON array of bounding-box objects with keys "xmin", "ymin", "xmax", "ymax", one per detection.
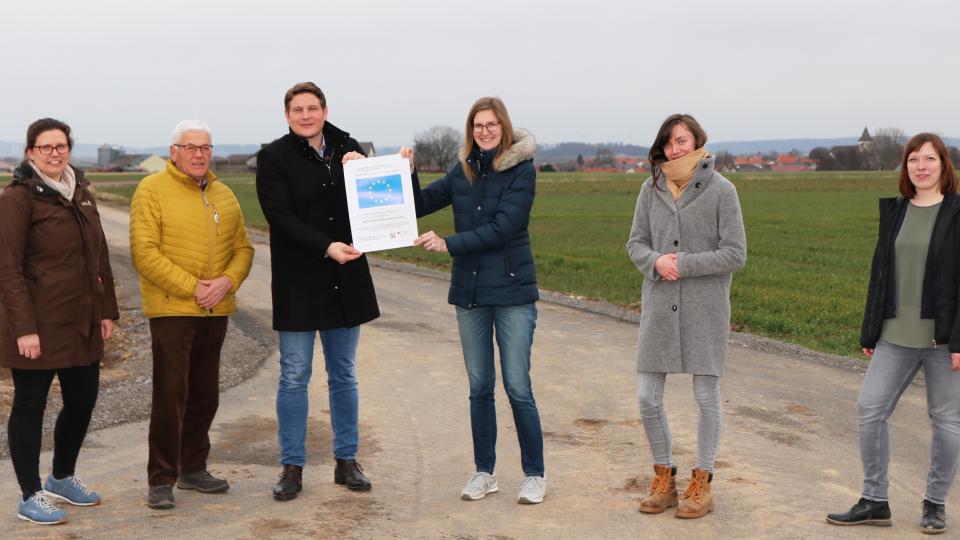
[
  {"xmin": 517, "ymin": 475, "xmax": 546, "ymax": 504},
  {"xmin": 461, "ymin": 472, "xmax": 498, "ymax": 501}
]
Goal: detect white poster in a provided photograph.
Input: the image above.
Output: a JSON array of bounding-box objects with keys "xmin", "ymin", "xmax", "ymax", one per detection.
[{"xmin": 342, "ymin": 154, "xmax": 419, "ymax": 252}]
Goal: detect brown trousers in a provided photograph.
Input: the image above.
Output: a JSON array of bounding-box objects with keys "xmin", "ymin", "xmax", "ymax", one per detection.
[{"xmin": 147, "ymin": 316, "xmax": 228, "ymax": 486}]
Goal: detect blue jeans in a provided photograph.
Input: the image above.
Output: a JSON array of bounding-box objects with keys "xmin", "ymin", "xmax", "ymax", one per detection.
[
  {"xmin": 277, "ymin": 326, "xmax": 360, "ymax": 466},
  {"xmin": 455, "ymin": 303, "xmax": 544, "ymax": 476},
  {"xmin": 858, "ymin": 339, "xmax": 960, "ymax": 504}
]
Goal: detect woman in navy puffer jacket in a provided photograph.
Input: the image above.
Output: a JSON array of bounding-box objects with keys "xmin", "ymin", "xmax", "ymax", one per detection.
[{"xmin": 412, "ymin": 97, "xmax": 545, "ymax": 505}]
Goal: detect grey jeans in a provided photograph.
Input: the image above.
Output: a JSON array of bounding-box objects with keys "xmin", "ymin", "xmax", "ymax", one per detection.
[
  {"xmin": 859, "ymin": 339, "xmax": 960, "ymax": 505},
  {"xmin": 636, "ymin": 372, "xmax": 722, "ymax": 472}
]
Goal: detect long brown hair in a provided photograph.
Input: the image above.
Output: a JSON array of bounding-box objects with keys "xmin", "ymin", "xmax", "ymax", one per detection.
[
  {"xmin": 463, "ymin": 97, "xmax": 515, "ymax": 182},
  {"xmin": 648, "ymin": 114, "xmax": 707, "ymax": 186},
  {"xmin": 898, "ymin": 132, "xmax": 957, "ymax": 197}
]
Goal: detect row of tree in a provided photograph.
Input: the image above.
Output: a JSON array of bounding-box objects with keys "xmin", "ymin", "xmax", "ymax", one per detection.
[
  {"xmin": 416, "ymin": 124, "xmax": 960, "ymax": 173},
  {"xmin": 413, "ymin": 127, "xmax": 652, "ymax": 171},
  {"xmin": 413, "ymin": 126, "xmax": 461, "ymax": 171}
]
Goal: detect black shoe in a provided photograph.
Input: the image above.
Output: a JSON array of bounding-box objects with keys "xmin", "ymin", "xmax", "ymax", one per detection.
[
  {"xmin": 177, "ymin": 470, "xmax": 229, "ymax": 493},
  {"xmin": 826, "ymin": 497, "xmax": 892, "ymax": 526},
  {"xmin": 273, "ymin": 464, "xmax": 303, "ymax": 501},
  {"xmin": 147, "ymin": 485, "xmax": 175, "ymax": 509},
  {"xmin": 334, "ymin": 459, "xmax": 371, "ymax": 491},
  {"xmin": 921, "ymin": 499, "xmax": 946, "ymax": 534}
]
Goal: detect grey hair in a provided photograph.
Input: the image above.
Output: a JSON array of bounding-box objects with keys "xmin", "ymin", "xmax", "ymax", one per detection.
[{"xmin": 171, "ymin": 119, "xmax": 212, "ymax": 144}]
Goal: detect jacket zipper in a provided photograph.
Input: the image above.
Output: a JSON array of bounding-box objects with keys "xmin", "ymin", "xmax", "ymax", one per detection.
[{"xmin": 201, "ymin": 185, "xmax": 215, "ymax": 315}]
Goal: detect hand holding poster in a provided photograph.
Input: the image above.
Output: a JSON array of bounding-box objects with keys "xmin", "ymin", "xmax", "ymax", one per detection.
[{"xmin": 342, "ymin": 154, "xmax": 419, "ymax": 252}]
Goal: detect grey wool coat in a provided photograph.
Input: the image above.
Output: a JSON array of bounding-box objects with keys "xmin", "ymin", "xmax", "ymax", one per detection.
[{"xmin": 626, "ymin": 155, "xmax": 747, "ymax": 376}]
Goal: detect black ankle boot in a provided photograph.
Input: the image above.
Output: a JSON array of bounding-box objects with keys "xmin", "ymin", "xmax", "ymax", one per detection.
[
  {"xmin": 826, "ymin": 497, "xmax": 892, "ymax": 526},
  {"xmin": 921, "ymin": 499, "xmax": 946, "ymax": 534},
  {"xmin": 273, "ymin": 464, "xmax": 303, "ymax": 501},
  {"xmin": 334, "ymin": 459, "xmax": 371, "ymax": 491}
]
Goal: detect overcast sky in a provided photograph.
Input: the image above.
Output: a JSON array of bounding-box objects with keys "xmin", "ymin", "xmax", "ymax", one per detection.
[{"xmin": 3, "ymin": 0, "xmax": 957, "ymax": 149}]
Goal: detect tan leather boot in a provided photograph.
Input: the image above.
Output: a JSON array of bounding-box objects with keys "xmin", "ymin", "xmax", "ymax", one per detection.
[
  {"xmin": 675, "ymin": 469, "xmax": 713, "ymax": 519},
  {"xmin": 638, "ymin": 464, "xmax": 678, "ymax": 514}
]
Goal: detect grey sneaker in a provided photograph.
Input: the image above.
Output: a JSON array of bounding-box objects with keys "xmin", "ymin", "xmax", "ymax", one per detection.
[
  {"xmin": 177, "ymin": 470, "xmax": 229, "ymax": 493},
  {"xmin": 147, "ymin": 485, "xmax": 175, "ymax": 509},
  {"xmin": 518, "ymin": 475, "xmax": 546, "ymax": 504},
  {"xmin": 461, "ymin": 472, "xmax": 498, "ymax": 501}
]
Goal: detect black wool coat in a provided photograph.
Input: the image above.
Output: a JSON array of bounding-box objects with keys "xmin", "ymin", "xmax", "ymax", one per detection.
[
  {"xmin": 861, "ymin": 193, "xmax": 960, "ymax": 351},
  {"xmin": 255, "ymin": 123, "xmax": 379, "ymax": 331}
]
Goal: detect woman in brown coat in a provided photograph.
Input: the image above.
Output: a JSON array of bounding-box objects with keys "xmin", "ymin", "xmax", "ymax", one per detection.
[{"xmin": 0, "ymin": 118, "xmax": 119, "ymax": 525}]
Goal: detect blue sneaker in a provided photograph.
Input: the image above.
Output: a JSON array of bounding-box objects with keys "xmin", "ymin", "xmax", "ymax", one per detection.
[
  {"xmin": 43, "ymin": 474, "xmax": 101, "ymax": 506},
  {"xmin": 17, "ymin": 492, "xmax": 67, "ymax": 525}
]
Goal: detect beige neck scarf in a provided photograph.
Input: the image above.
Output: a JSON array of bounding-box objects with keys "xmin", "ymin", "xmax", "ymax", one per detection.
[
  {"xmin": 660, "ymin": 147, "xmax": 707, "ymax": 200},
  {"xmin": 29, "ymin": 161, "xmax": 76, "ymax": 201}
]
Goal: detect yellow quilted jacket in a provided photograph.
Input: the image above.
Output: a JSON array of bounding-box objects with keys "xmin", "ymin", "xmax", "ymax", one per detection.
[{"xmin": 130, "ymin": 160, "xmax": 254, "ymax": 318}]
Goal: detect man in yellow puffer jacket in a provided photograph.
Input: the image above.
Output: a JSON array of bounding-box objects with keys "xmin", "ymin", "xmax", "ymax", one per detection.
[{"xmin": 129, "ymin": 120, "xmax": 254, "ymax": 510}]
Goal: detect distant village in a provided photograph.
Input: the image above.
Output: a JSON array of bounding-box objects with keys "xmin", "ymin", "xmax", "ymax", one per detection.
[
  {"xmin": 1, "ymin": 127, "xmax": 957, "ymax": 176},
  {"xmin": 537, "ymin": 128, "xmax": 960, "ymax": 174}
]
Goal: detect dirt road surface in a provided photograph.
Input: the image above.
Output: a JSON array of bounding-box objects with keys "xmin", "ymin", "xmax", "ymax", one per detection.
[{"xmin": 0, "ymin": 203, "xmax": 954, "ymax": 539}]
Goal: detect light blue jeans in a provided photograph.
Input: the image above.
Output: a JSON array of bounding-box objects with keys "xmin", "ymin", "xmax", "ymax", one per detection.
[
  {"xmin": 637, "ymin": 372, "xmax": 722, "ymax": 472},
  {"xmin": 277, "ymin": 326, "xmax": 360, "ymax": 466},
  {"xmin": 858, "ymin": 339, "xmax": 960, "ymax": 504},
  {"xmin": 456, "ymin": 303, "xmax": 544, "ymax": 476}
]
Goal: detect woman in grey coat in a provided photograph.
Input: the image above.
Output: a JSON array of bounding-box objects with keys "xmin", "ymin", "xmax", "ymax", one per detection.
[{"xmin": 626, "ymin": 114, "xmax": 746, "ymax": 519}]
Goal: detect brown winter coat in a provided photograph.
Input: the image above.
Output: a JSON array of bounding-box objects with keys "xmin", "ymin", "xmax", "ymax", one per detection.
[{"xmin": 0, "ymin": 162, "xmax": 120, "ymax": 370}]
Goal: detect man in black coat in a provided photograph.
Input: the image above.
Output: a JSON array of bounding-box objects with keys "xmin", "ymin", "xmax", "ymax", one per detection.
[{"xmin": 255, "ymin": 82, "xmax": 378, "ymax": 501}]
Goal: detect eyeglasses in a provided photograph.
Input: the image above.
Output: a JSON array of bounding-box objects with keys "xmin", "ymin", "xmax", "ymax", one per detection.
[
  {"xmin": 174, "ymin": 144, "xmax": 214, "ymax": 155},
  {"xmin": 33, "ymin": 144, "xmax": 70, "ymax": 155},
  {"xmin": 473, "ymin": 122, "xmax": 501, "ymax": 134}
]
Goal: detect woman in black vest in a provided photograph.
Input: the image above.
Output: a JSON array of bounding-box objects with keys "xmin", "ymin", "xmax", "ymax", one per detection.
[{"xmin": 827, "ymin": 133, "xmax": 960, "ymax": 534}]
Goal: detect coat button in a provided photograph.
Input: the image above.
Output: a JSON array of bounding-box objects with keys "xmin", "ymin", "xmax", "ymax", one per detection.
[
  {"xmin": 672, "ymin": 305, "xmax": 678, "ymax": 311},
  {"xmin": 673, "ymin": 240, "xmax": 678, "ymax": 246},
  {"xmin": 472, "ymin": 271, "xmax": 477, "ymax": 275},
  {"xmin": 334, "ymin": 286, "xmax": 339, "ymax": 290},
  {"xmin": 476, "ymin": 206, "xmax": 482, "ymax": 211},
  {"xmin": 329, "ymin": 217, "xmax": 334, "ymax": 221}
]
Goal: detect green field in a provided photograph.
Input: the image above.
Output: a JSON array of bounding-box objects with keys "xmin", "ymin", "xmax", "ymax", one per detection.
[{"xmin": 4, "ymin": 170, "xmax": 899, "ymax": 358}]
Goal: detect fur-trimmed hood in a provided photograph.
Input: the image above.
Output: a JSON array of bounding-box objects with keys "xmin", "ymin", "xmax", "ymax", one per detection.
[{"xmin": 458, "ymin": 128, "xmax": 536, "ymax": 173}]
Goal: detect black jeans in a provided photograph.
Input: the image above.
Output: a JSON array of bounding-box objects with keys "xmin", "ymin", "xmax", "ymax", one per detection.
[{"xmin": 8, "ymin": 362, "xmax": 100, "ymax": 498}]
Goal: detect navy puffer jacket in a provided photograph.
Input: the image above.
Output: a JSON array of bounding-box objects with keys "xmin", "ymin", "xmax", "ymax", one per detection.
[{"xmin": 414, "ymin": 129, "xmax": 539, "ymax": 308}]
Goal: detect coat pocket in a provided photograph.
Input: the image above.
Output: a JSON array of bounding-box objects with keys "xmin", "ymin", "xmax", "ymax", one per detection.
[{"xmin": 502, "ymin": 249, "xmax": 515, "ymax": 279}]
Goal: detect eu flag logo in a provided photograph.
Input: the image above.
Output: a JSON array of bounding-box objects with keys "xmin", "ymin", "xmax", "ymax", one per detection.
[{"xmin": 357, "ymin": 174, "xmax": 404, "ymax": 209}]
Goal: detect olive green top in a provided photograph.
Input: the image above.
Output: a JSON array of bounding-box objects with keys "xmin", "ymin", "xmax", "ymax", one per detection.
[{"xmin": 881, "ymin": 202, "xmax": 940, "ymax": 348}]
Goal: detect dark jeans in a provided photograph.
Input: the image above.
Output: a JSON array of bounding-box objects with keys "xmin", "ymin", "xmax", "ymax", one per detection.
[
  {"xmin": 455, "ymin": 303, "xmax": 544, "ymax": 477},
  {"xmin": 8, "ymin": 362, "xmax": 100, "ymax": 498},
  {"xmin": 147, "ymin": 316, "xmax": 228, "ymax": 486}
]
